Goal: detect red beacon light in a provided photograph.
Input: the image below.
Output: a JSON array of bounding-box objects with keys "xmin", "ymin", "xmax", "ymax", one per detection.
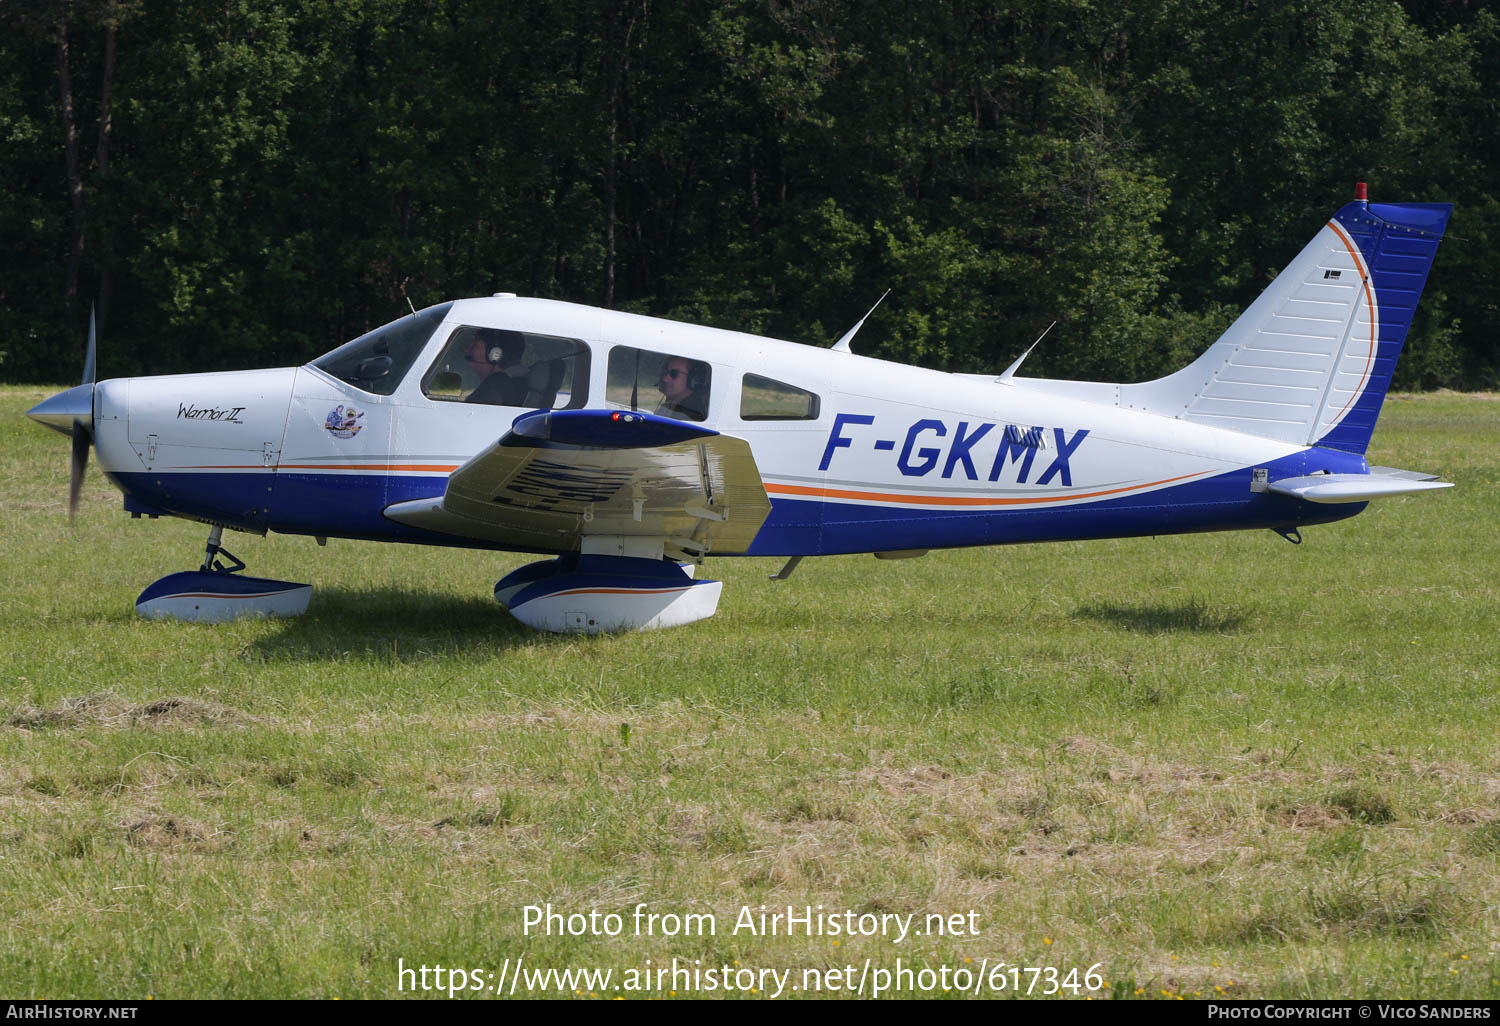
[{"xmin": 1354, "ymin": 181, "xmax": 1368, "ymax": 204}]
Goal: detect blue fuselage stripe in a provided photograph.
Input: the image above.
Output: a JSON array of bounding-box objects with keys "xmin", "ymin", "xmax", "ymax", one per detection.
[{"xmin": 110, "ymin": 443, "xmax": 1364, "ymax": 557}]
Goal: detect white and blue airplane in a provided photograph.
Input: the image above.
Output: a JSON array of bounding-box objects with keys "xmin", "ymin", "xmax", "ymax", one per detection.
[{"xmin": 28, "ymin": 185, "xmax": 1453, "ymax": 632}]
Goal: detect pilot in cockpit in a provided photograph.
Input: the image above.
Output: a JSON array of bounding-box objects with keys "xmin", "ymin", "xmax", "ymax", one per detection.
[{"xmin": 655, "ymin": 356, "xmax": 708, "ymax": 421}]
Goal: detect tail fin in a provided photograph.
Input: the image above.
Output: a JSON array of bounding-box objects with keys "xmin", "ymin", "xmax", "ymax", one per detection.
[{"xmin": 1127, "ymin": 191, "xmax": 1451, "ymax": 454}]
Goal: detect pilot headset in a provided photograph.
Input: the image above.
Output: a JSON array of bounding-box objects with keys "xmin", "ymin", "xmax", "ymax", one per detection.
[
  {"xmin": 665, "ymin": 360, "xmax": 707, "ymax": 391},
  {"xmin": 475, "ymin": 331, "xmax": 519, "ymax": 365},
  {"xmin": 469, "ymin": 331, "xmax": 502, "ymax": 364}
]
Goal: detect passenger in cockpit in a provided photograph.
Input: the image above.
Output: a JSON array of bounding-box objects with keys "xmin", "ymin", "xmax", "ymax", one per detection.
[{"xmin": 466, "ymin": 329, "xmax": 530, "ymax": 405}]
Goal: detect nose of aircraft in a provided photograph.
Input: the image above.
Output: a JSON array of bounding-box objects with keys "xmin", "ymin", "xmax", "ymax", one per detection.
[{"xmin": 27, "ymin": 382, "xmax": 95, "ymax": 436}]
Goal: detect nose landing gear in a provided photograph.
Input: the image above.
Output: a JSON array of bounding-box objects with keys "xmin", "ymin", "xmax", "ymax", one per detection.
[{"xmin": 134, "ymin": 525, "xmax": 313, "ymax": 622}]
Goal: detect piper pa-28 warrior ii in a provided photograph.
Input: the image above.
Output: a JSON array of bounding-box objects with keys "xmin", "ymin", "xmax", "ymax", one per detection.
[{"xmin": 29, "ymin": 185, "xmax": 1454, "ymax": 632}]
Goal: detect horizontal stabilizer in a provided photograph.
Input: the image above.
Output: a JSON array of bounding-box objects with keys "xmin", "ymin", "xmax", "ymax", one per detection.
[{"xmin": 1267, "ymin": 468, "xmax": 1452, "ymax": 504}]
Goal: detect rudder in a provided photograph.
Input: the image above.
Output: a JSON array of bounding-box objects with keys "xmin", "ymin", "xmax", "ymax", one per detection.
[{"xmin": 1313, "ymin": 199, "xmax": 1451, "ymax": 453}]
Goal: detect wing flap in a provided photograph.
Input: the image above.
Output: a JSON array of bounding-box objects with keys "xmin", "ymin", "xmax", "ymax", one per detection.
[{"xmin": 384, "ymin": 410, "xmax": 771, "ymax": 553}]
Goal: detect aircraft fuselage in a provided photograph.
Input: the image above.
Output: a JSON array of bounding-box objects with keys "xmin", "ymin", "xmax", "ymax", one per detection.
[{"xmin": 92, "ymin": 295, "xmax": 1367, "ymax": 558}]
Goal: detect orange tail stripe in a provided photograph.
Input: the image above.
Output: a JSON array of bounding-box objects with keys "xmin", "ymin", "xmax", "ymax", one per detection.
[{"xmin": 1325, "ymin": 219, "xmax": 1378, "ymax": 421}]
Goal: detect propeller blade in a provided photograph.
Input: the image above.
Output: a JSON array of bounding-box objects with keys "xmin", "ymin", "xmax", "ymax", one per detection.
[
  {"xmin": 83, "ymin": 303, "xmax": 97, "ymax": 385},
  {"xmin": 69, "ymin": 420, "xmax": 92, "ymax": 522},
  {"xmin": 69, "ymin": 304, "xmax": 98, "ymax": 521},
  {"xmin": 30, "ymin": 302, "xmax": 101, "ymax": 520}
]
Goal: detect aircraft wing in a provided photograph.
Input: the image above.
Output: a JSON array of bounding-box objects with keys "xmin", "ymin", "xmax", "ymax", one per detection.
[{"xmin": 382, "ymin": 410, "xmax": 771, "ymax": 556}]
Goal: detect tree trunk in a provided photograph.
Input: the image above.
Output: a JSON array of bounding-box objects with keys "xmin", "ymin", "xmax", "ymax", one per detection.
[
  {"xmin": 95, "ymin": 23, "xmax": 117, "ymax": 334},
  {"xmin": 603, "ymin": 115, "xmax": 616, "ymax": 308},
  {"xmin": 58, "ymin": 27, "xmax": 85, "ymax": 323}
]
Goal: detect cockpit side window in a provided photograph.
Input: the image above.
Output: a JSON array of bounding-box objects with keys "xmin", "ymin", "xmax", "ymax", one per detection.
[
  {"xmin": 740, "ymin": 374, "xmax": 821, "ymax": 420},
  {"xmin": 421, "ymin": 326, "xmax": 590, "ymax": 409},
  {"xmin": 311, "ymin": 302, "xmax": 455, "ymax": 396},
  {"xmin": 606, "ymin": 346, "xmax": 711, "ymax": 422}
]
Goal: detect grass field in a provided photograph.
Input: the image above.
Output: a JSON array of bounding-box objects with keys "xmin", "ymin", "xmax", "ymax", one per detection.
[{"xmin": 2, "ymin": 385, "xmax": 1497, "ymax": 1000}]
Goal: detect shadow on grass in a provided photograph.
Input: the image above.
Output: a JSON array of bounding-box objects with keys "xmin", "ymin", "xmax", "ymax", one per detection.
[
  {"xmin": 1074, "ymin": 598, "xmax": 1246, "ymax": 634},
  {"xmin": 245, "ymin": 586, "xmax": 549, "ymax": 662}
]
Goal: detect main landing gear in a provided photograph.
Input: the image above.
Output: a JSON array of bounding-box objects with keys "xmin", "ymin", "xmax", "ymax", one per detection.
[
  {"xmin": 494, "ymin": 536, "xmax": 722, "ymax": 634},
  {"xmin": 134, "ymin": 525, "xmax": 312, "ymax": 622}
]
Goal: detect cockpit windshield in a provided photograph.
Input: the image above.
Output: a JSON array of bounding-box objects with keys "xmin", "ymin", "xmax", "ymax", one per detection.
[{"xmin": 311, "ymin": 303, "xmax": 454, "ymax": 395}]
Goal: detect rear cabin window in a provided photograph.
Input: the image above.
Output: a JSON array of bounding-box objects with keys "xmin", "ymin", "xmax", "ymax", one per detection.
[
  {"xmin": 739, "ymin": 374, "xmax": 820, "ymax": 420},
  {"xmin": 421, "ymin": 327, "xmax": 590, "ymax": 409},
  {"xmin": 606, "ymin": 346, "xmax": 711, "ymax": 422}
]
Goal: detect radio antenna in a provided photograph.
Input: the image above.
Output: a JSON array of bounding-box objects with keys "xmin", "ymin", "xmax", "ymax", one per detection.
[
  {"xmin": 831, "ymin": 290, "xmax": 890, "ymax": 354},
  {"xmin": 996, "ymin": 320, "xmax": 1055, "ymax": 383}
]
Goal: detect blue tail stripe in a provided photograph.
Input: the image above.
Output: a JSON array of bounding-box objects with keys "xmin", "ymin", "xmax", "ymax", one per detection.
[{"xmin": 1320, "ymin": 200, "xmax": 1451, "ymax": 455}]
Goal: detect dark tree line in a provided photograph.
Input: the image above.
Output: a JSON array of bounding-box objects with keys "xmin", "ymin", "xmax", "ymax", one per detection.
[{"xmin": 2, "ymin": 0, "xmax": 1496, "ymax": 387}]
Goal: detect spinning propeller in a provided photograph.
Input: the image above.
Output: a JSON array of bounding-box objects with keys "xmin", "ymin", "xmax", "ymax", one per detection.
[{"xmin": 26, "ymin": 306, "xmax": 99, "ymax": 521}]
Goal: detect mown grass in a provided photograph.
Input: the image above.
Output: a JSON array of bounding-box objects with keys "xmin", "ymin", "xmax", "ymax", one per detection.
[{"xmin": 1, "ymin": 386, "xmax": 1497, "ymax": 999}]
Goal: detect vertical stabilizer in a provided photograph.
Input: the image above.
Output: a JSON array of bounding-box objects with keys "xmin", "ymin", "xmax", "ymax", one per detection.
[{"xmin": 1121, "ymin": 192, "xmax": 1450, "ymax": 454}]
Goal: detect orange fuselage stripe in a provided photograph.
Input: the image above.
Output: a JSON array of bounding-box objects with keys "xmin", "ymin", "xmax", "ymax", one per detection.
[
  {"xmin": 764, "ymin": 470, "xmax": 1210, "ymax": 507},
  {"xmin": 543, "ymin": 587, "xmax": 694, "ymax": 597},
  {"xmin": 148, "ymin": 591, "xmax": 301, "ymax": 600},
  {"xmin": 173, "ymin": 463, "xmax": 458, "ymax": 472}
]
